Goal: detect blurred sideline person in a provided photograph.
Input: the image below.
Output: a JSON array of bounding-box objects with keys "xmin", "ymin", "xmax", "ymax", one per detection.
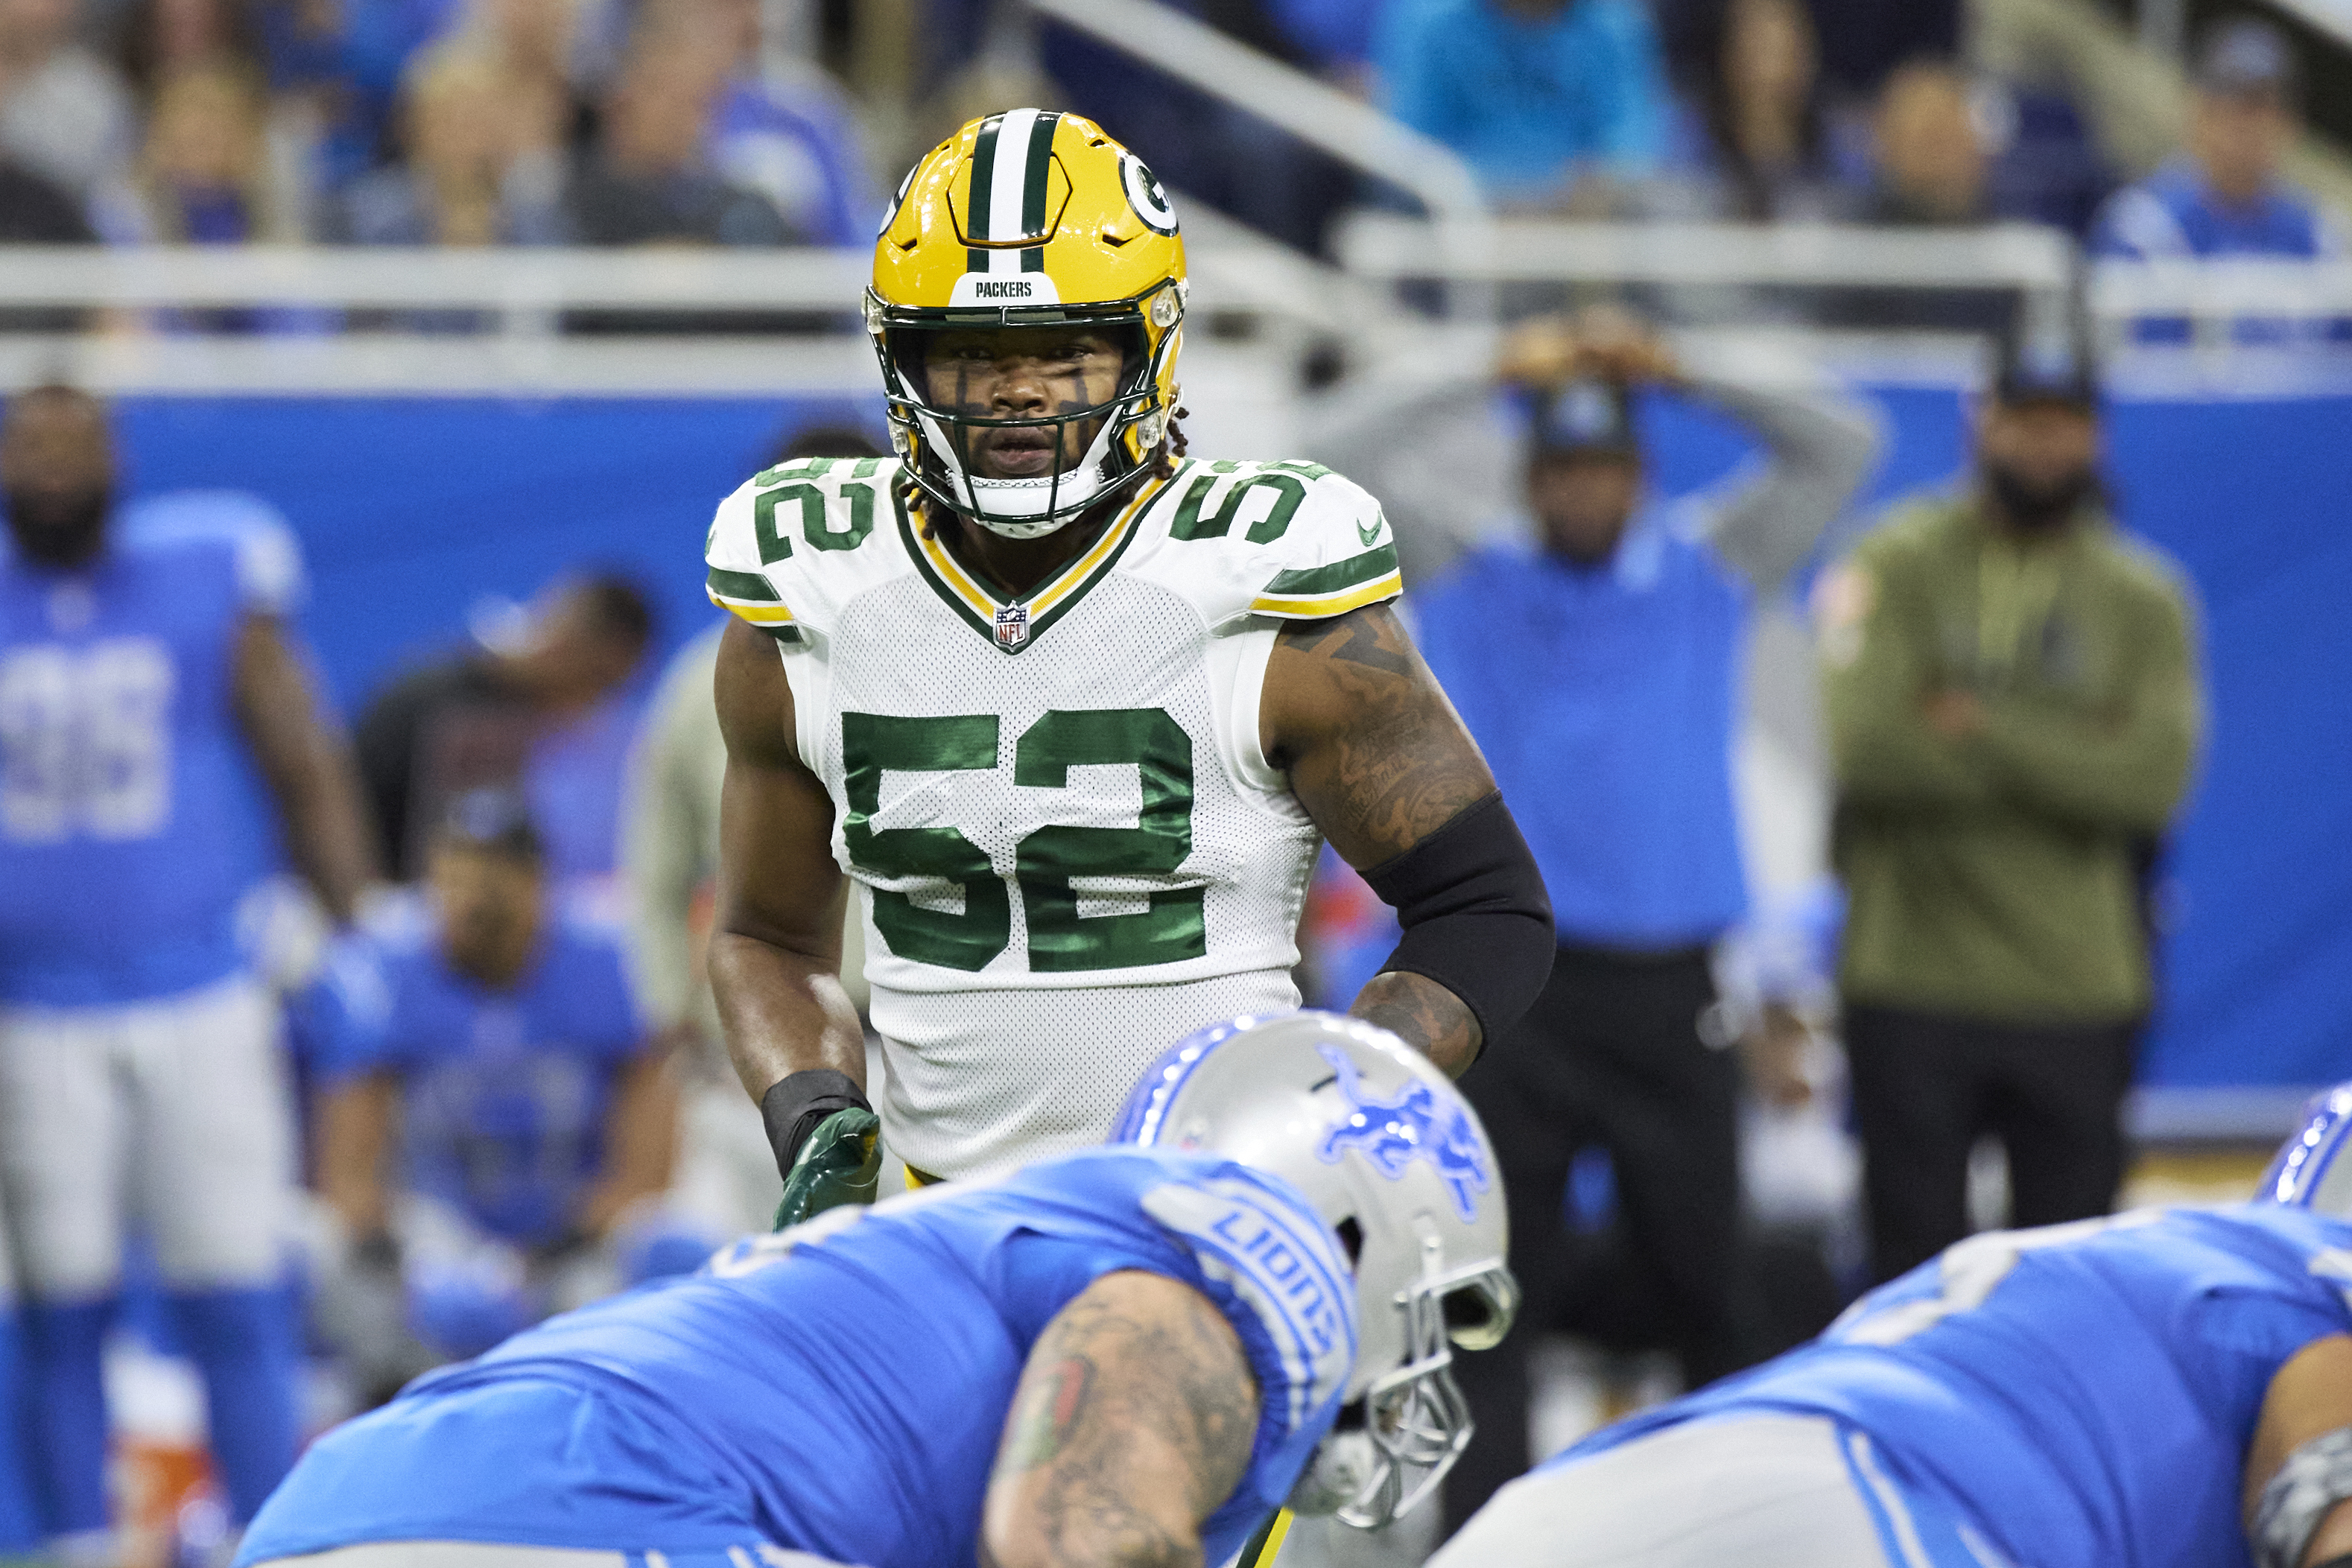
[
  {"xmin": 1818, "ymin": 338, "xmax": 2201, "ymax": 1284},
  {"xmin": 305, "ymin": 790, "xmax": 679, "ymax": 1398},
  {"xmin": 1409, "ymin": 313, "xmax": 1877, "ymax": 1526},
  {"xmin": 1431, "ymin": 1086, "xmax": 2352, "ymax": 1567},
  {"xmin": 355, "ymin": 570, "xmax": 653, "ymax": 882},
  {"xmin": 0, "ymin": 384, "xmax": 375, "ymax": 1562},
  {"xmin": 0, "ymin": 1202, "xmax": 34, "ymax": 1559},
  {"xmin": 235, "ymin": 1015, "xmax": 1517, "ymax": 1567},
  {"xmin": 624, "ymin": 422, "xmax": 883, "ymax": 1236},
  {"xmin": 703, "ymin": 112, "xmax": 1553, "ymax": 1214}
]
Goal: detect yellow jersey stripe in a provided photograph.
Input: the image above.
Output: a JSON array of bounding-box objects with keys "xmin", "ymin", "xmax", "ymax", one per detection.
[
  {"xmin": 708, "ymin": 589, "xmax": 797, "ymax": 625},
  {"xmin": 1249, "ymin": 571, "xmax": 1404, "ymax": 619},
  {"xmin": 1237, "ymin": 1510, "xmax": 1293, "ymax": 1568},
  {"xmin": 913, "ymin": 473, "xmax": 1167, "ymax": 622},
  {"xmin": 913, "ymin": 526, "xmax": 997, "ymax": 620}
]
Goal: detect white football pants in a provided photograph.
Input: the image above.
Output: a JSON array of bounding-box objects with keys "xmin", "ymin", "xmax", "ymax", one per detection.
[
  {"xmin": 0, "ymin": 972, "xmax": 296, "ymax": 1298},
  {"xmin": 1430, "ymin": 1415, "xmax": 1988, "ymax": 1568}
]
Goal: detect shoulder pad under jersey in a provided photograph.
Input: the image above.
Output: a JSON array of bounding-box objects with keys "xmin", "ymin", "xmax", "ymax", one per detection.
[
  {"xmin": 1149, "ymin": 459, "xmax": 1402, "ymax": 622},
  {"xmin": 705, "ymin": 455, "xmax": 906, "ymax": 645}
]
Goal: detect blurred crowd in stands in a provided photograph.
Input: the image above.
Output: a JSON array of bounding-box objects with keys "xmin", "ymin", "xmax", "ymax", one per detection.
[
  {"xmin": 0, "ymin": 0, "xmax": 2336, "ymax": 312},
  {"xmin": 0, "ymin": 0, "xmax": 875, "ymax": 254}
]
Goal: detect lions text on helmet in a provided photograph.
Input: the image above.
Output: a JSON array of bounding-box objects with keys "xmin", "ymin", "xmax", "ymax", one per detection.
[{"xmin": 868, "ymin": 108, "xmax": 1188, "ymax": 540}]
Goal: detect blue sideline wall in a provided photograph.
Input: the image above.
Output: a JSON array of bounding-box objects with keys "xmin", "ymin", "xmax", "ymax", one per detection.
[{"xmin": 103, "ymin": 387, "xmax": 2352, "ymax": 1091}]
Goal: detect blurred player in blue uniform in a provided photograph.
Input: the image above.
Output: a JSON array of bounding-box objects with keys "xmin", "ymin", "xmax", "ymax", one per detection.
[
  {"xmin": 0, "ymin": 385, "xmax": 375, "ymax": 1564},
  {"xmin": 1433, "ymin": 1084, "xmax": 2352, "ymax": 1567},
  {"xmin": 236, "ymin": 1012, "xmax": 1519, "ymax": 1568},
  {"xmin": 0, "ymin": 1200, "xmax": 37, "ymax": 1560},
  {"xmin": 304, "ymin": 790, "xmax": 682, "ymax": 1388}
]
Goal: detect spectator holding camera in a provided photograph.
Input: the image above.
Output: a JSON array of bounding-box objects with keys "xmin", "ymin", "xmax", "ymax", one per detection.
[
  {"xmin": 1816, "ymin": 339, "xmax": 2202, "ymax": 1286},
  {"xmin": 1412, "ymin": 312, "xmax": 1877, "ymax": 1526}
]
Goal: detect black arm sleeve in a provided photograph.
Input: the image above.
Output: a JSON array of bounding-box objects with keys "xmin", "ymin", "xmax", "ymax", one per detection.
[{"xmin": 1361, "ymin": 791, "xmax": 1555, "ymax": 1061}]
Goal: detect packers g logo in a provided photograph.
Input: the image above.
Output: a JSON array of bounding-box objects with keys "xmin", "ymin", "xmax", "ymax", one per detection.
[{"xmin": 1120, "ymin": 153, "xmax": 1179, "ymax": 237}]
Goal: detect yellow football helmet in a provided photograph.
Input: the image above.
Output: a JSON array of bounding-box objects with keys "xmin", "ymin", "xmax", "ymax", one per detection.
[{"xmin": 866, "ymin": 108, "xmax": 1188, "ymax": 539}]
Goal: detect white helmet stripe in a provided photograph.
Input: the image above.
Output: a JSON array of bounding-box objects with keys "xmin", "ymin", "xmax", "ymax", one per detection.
[{"xmin": 986, "ymin": 107, "xmax": 1042, "ymax": 269}]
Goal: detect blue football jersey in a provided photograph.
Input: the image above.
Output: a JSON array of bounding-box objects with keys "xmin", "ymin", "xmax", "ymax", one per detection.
[
  {"xmin": 303, "ymin": 906, "xmax": 646, "ymax": 1246},
  {"xmin": 238, "ymin": 1147, "xmax": 1357, "ymax": 1568},
  {"xmin": 1559, "ymin": 1204, "xmax": 2352, "ymax": 1568},
  {"xmin": 0, "ymin": 516, "xmax": 299, "ymax": 1005}
]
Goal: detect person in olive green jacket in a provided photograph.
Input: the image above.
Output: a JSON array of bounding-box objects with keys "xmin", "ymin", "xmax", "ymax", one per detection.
[{"xmin": 1816, "ymin": 341, "xmax": 2202, "ymax": 1283}]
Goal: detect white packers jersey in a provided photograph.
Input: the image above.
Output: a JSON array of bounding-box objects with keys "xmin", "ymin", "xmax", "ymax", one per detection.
[{"xmin": 705, "ymin": 454, "xmax": 1401, "ymax": 1178}]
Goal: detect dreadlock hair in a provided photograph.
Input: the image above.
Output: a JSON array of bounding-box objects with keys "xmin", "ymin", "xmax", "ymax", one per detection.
[{"xmin": 1152, "ymin": 407, "xmax": 1191, "ymax": 480}]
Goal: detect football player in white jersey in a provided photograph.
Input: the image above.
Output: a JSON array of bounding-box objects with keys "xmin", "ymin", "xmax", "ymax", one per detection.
[{"xmin": 703, "ymin": 110, "xmax": 1554, "ymax": 1199}]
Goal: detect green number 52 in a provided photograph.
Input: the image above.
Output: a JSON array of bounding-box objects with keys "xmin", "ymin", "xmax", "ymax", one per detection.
[{"xmin": 840, "ymin": 708, "xmax": 1206, "ymax": 974}]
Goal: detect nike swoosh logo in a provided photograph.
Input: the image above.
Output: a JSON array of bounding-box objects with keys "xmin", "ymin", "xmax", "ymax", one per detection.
[{"xmin": 1357, "ymin": 518, "xmax": 1383, "ymax": 546}]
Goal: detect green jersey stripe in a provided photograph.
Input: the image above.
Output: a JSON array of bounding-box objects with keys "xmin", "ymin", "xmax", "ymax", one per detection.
[
  {"xmin": 707, "ymin": 565, "xmax": 782, "ymax": 603},
  {"xmin": 1261, "ymin": 542, "xmax": 1398, "ymax": 598}
]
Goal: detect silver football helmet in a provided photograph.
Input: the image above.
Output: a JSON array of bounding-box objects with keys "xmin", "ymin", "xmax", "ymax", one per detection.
[
  {"xmin": 1114, "ymin": 1011, "xmax": 1517, "ymax": 1528},
  {"xmin": 2262, "ymin": 1082, "xmax": 2352, "ymax": 1215}
]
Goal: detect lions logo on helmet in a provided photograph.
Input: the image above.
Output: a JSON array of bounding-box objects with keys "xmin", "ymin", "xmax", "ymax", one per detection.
[
  {"xmin": 868, "ymin": 109, "xmax": 1188, "ymax": 542},
  {"xmin": 1117, "ymin": 1012, "xmax": 1518, "ymax": 1529},
  {"xmin": 1316, "ymin": 1044, "xmax": 1493, "ymax": 1222}
]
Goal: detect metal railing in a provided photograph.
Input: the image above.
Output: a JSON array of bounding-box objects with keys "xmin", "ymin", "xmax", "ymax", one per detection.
[
  {"xmin": 1020, "ymin": 0, "xmax": 1495, "ymax": 318},
  {"xmin": 1333, "ymin": 213, "xmax": 2078, "ymax": 292}
]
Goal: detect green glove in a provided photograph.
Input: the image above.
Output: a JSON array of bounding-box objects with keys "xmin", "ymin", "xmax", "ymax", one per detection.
[{"xmin": 772, "ymin": 1107, "xmax": 884, "ymax": 1231}]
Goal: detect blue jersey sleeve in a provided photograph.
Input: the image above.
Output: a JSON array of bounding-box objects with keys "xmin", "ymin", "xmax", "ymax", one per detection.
[
  {"xmin": 297, "ymin": 935, "xmax": 402, "ymax": 1081},
  {"xmin": 119, "ymin": 492, "xmax": 308, "ymax": 617},
  {"xmin": 1006, "ymin": 1153, "xmax": 1357, "ymax": 1561},
  {"xmin": 1131, "ymin": 1167, "xmax": 1357, "ymax": 1441}
]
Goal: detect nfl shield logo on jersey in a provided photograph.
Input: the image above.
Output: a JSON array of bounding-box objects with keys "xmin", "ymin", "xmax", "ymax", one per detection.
[{"xmin": 995, "ymin": 603, "xmax": 1030, "ymax": 647}]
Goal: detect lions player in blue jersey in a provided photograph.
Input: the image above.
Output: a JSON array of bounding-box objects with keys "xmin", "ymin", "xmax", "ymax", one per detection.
[
  {"xmin": 0, "ymin": 385, "xmax": 375, "ymax": 1562},
  {"xmin": 1434, "ymin": 1084, "xmax": 2352, "ymax": 1568},
  {"xmin": 305, "ymin": 790, "xmax": 681, "ymax": 1388},
  {"xmin": 235, "ymin": 1012, "xmax": 1516, "ymax": 1568}
]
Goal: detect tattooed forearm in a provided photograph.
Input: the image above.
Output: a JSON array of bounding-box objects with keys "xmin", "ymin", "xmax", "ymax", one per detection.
[
  {"xmin": 998, "ymin": 1357, "xmax": 1097, "ymax": 1474},
  {"xmin": 1349, "ymin": 971, "xmax": 1480, "ymax": 1079},
  {"xmin": 985, "ymin": 1273, "xmax": 1260, "ymax": 1568},
  {"xmin": 1264, "ymin": 603, "xmax": 1498, "ymax": 871}
]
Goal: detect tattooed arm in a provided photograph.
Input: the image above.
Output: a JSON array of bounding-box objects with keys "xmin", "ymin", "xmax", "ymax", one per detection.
[
  {"xmin": 983, "ymin": 1270, "xmax": 1261, "ymax": 1568},
  {"xmin": 1261, "ymin": 604, "xmax": 1504, "ymax": 1076}
]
